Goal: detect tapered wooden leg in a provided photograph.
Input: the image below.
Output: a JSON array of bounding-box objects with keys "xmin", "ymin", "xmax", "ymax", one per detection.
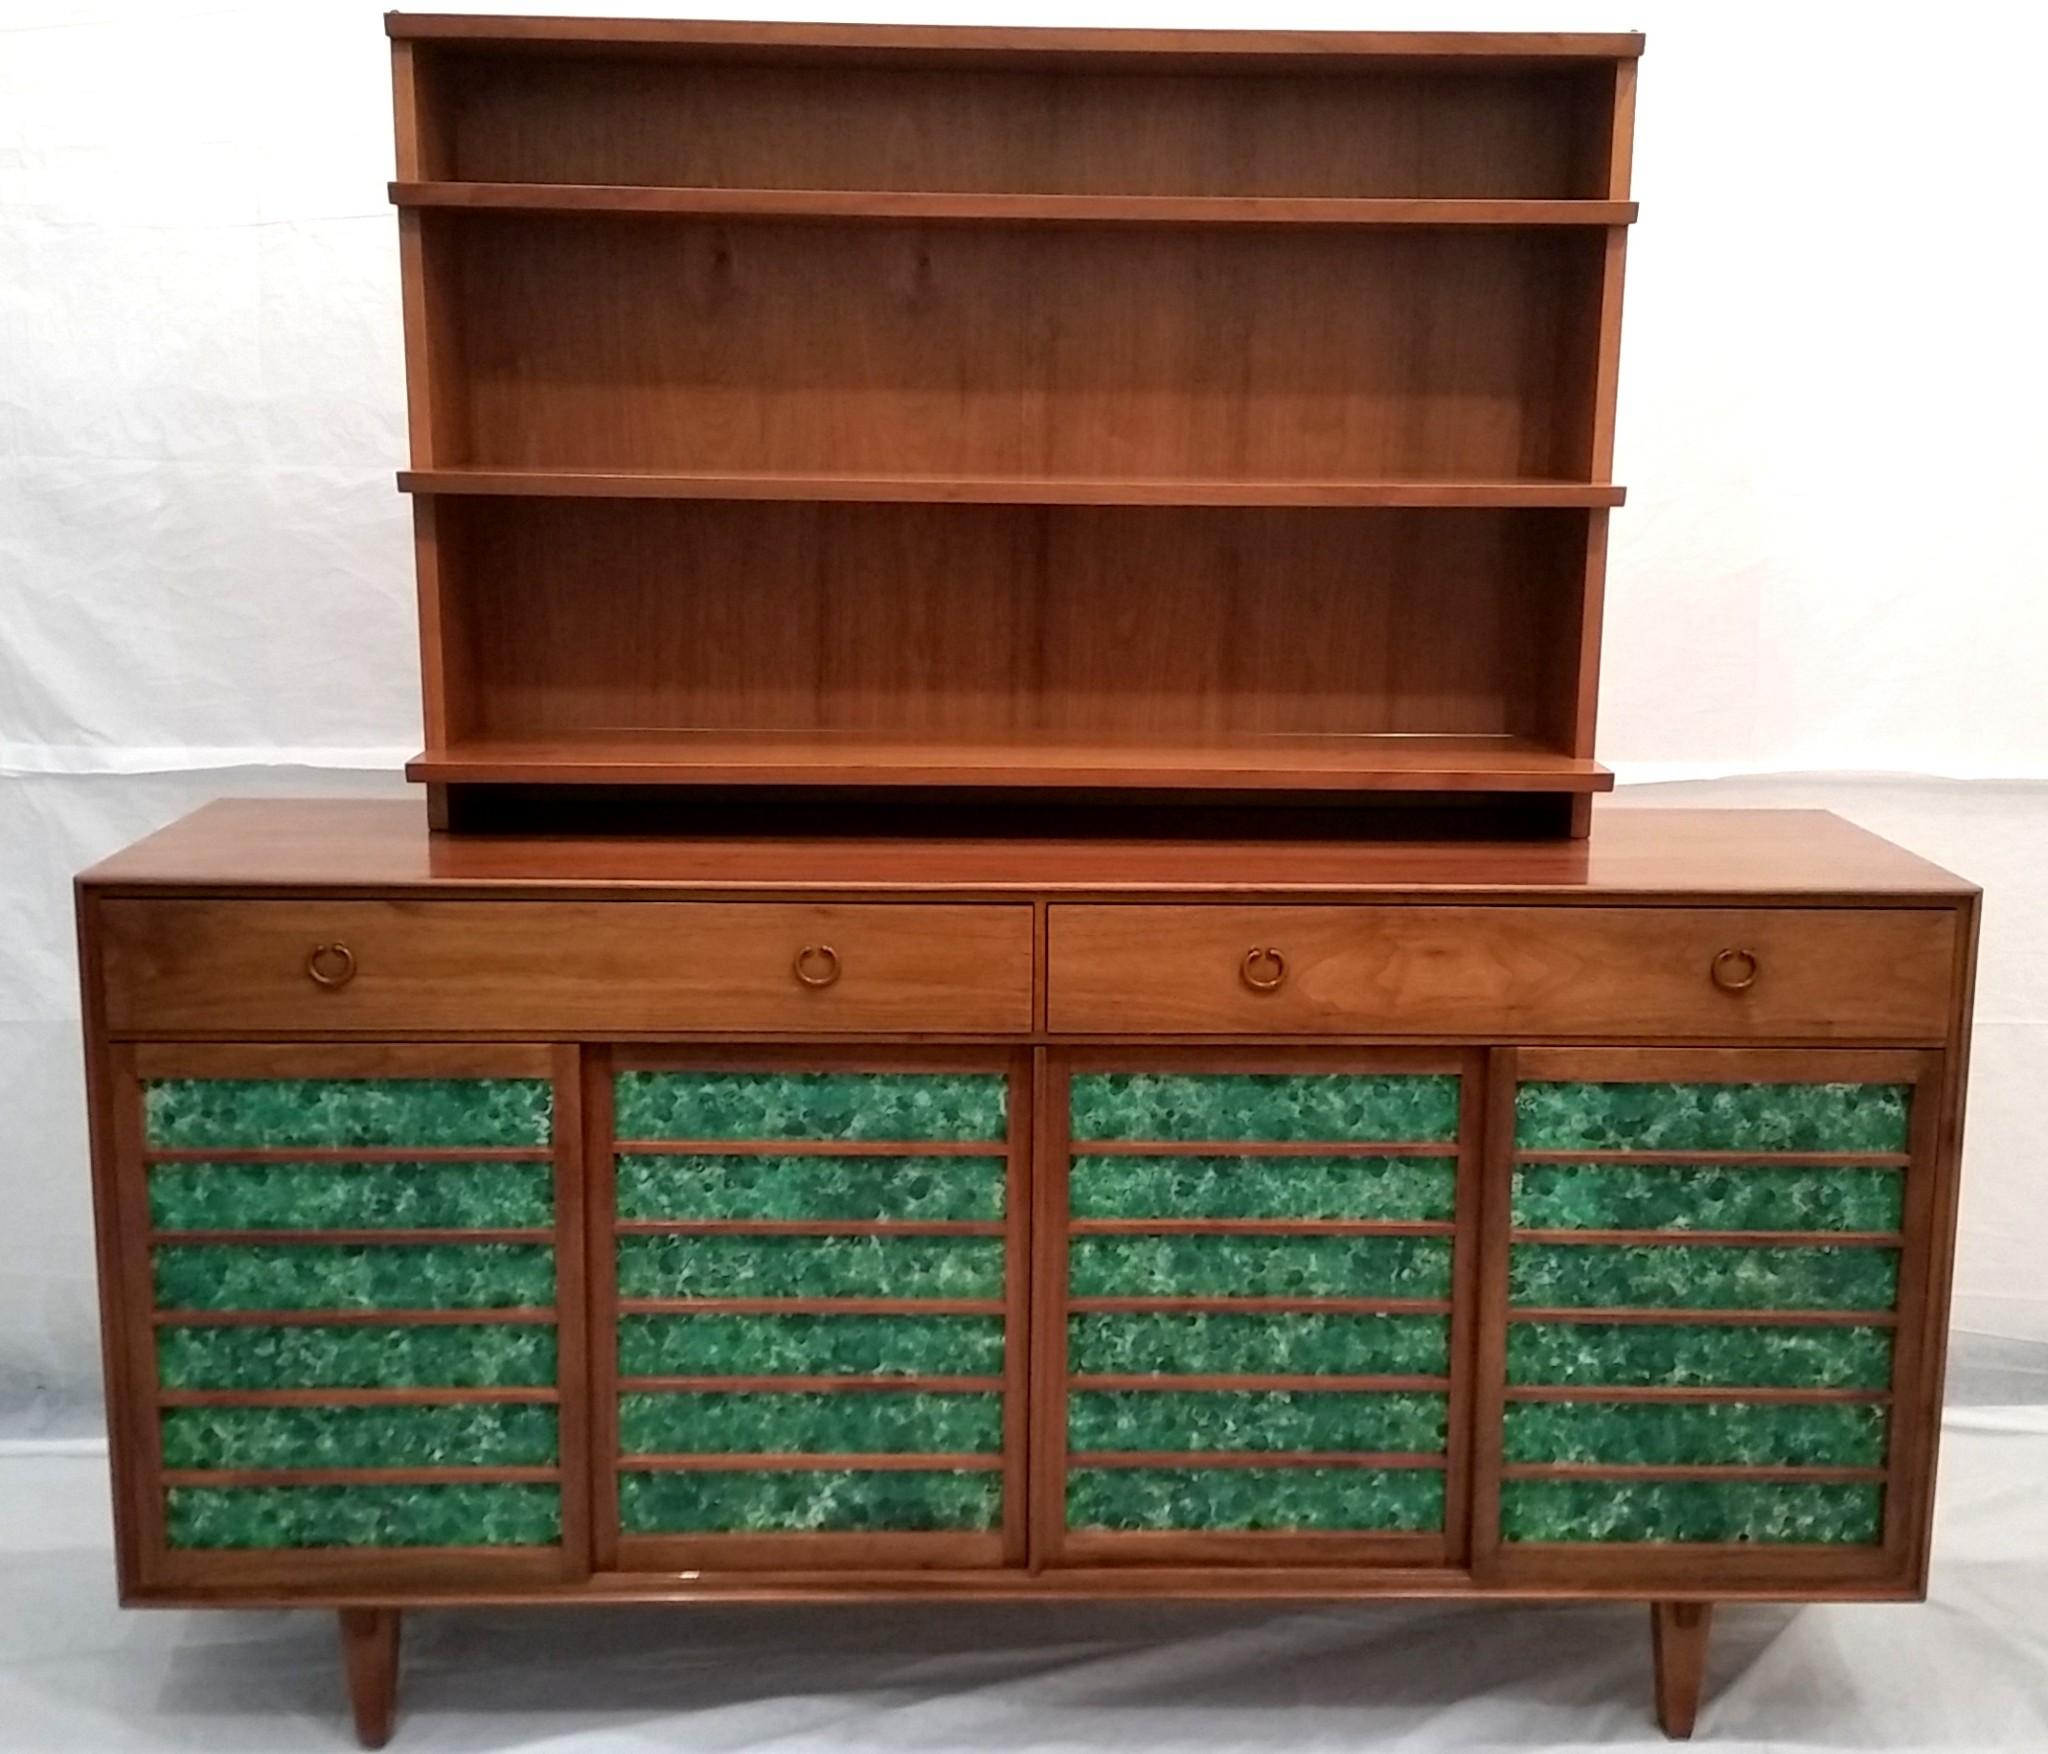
[
  {"xmin": 339, "ymin": 1609, "xmax": 401, "ymax": 1749},
  {"xmin": 1649, "ymin": 1601, "xmax": 1712, "ymax": 1739}
]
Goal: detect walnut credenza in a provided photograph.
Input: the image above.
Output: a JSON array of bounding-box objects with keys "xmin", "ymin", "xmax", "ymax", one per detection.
[{"xmin": 77, "ymin": 801, "xmax": 1979, "ymax": 1744}]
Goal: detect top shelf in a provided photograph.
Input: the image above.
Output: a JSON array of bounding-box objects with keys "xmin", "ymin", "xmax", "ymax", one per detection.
[
  {"xmin": 385, "ymin": 16, "xmax": 1645, "ymax": 72},
  {"xmin": 390, "ymin": 184, "xmax": 1638, "ymax": 229}
]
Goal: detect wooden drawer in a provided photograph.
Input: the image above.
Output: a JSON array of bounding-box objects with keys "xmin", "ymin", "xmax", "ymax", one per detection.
[
  {"xmin": 99, "ymin": 899, "xmax": 1033, "ymax": 1036},
  {"xmin": 1046, "ymin": 905, "xmax": 1956, "ymax": 1041}
]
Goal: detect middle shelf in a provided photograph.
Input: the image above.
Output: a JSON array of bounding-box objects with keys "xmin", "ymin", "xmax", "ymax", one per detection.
[{"xmin": 398, "ymin": 469, "xmax": 1625, "ymax": 509}]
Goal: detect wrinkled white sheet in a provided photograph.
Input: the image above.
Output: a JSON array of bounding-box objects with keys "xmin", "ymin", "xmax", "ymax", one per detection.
[{"xmin": 3, "ymin": 1406, "xmax": 2046, "ymax": 1752}]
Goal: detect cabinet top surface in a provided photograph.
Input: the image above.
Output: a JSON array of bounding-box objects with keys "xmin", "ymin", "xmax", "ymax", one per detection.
[
  {"xmin": 384, "ymin": 15, "xmax": 1645, "ymax": 63},
  {"xmin": 80, "ymin": 801, "xmax": 1973, "ymax": 903}
]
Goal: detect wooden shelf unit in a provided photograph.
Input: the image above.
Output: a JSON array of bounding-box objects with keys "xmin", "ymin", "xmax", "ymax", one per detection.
[{"xmin": 390, "ymin": 15, "xmax": 1640, "ymax": 831}]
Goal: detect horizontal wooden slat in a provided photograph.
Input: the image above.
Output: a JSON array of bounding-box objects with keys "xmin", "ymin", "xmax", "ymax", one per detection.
[
  {"xmin": 1502, "ymin": 1385, "xmax": 1890, "ymax": 1406},
  {"xmin": 1501, "ymin": 1462, "xmax": 1888, "ymax": 1484},
  {"xmin": 1071, "ymin": 1218, "xmax": 1455, "ymax": 1237},
  {"xmin": 1071, "ymin": 1140, "xmax": 1461, "ymax": 1158},
  {"xmin": 618, "ymin": 1375, "xmax": 1005, "ymax": 1395},
  {"xmin": 1513, "ymin": 1149, "xmax": 1912, "ymax": 1168},
  {"xmin": 1069, "ymin": 1296, "xmax": 1452, "ymax": 1315},
  {"xmin": 1071, "ymin": 1373, "xmax": 1451, "ymax": 1393},
  {"xmin": 152, "ymin": 1307, "xmax": 558, "ymax": 1328},
  {"xmin": 617, "ymin": 1139, "xmax": 1006, "ymax": 1157},
  {"xmin": 161, "ymin": 1465, "xmax": 561, "ymax": 1487},
  {"xmin": 150, "ymin": 1227, "xmax": 555, "ymax": 1247},
  {"xmin": 1070, "ymin": 1450, "xmax": 1447, "ymax": 1469},
  {"xmin": 1508, "ymin": 1229, "xmax": 1903, "ymax": 1249},
  {"xmin": 615, "ymin": 1219, "xmax": 1005, "ymax": 1238},
  {"xmin": 618, "ymin": 1452, "xmax": 1003, "ymax": 1472},
  {"xmin": 1506, "ymin": 1307, "xmax": 1897, "ymax": 1328},
  {"xmin": 618, "ymin": 1297, "xmax": 1005, "ymax": 1316},
  {"xmin": 157, "ymin": 1387, "xmax": 561, "ymax": 1408},
  {"xmin": 144, "ymin": 1146, "xmax": 555, "ymax": 1164}
]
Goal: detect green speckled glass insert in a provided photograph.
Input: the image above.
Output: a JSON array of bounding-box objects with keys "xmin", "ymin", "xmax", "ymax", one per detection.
[
  {"xmin": 153, "ymin": 1244, "xmax": 554, "ymax": 1311},
  {"xmin": 1068, "ymin": 1467, "xmax": 1444, "ymax": 1533},
  {"xmin": 619, "ymin": 1391, "xmax": 1001, "ymax": 1455},
  {"xmin": 1515, "ymin": 1082, "xmax": 1910, "ymax": 1154},
  {"xmin": 1071, "ymin": 1155, "xmax": 1454, "ymax": 1222},
  {"xmin": 616, "ymin": 1235, "xmax": 1002, "ymax": 1299},
  {"xmin": 166, "ymin": 1483, "xmax": 561, "ymax": 1549},
  {"xmin": 149, "ymin": 1161, "xmax": 553, "ymax": 1232},
  {"xmin": 156, "ymin": 1323, "xmax": 557, "ymax": 1390},
  {"xmin": 160, "ymin": 1404, "xmax": 559, "ymax": 1469},
  {"xmin": 1069, "ymin": 1236, "xmax": 1450, "ymax": 1300},
  {"xmin": 620, "ymin": 1468, "xmax": 999, "ymax": 1533},
  {"xmin": 1505, "ymin": 1322, "xmax": 1893, "ymax": 1389},
  {"xmin": 1071, "ymin": 1074, "xmax": 1458, "ymax": 1143},
  {"xmin": 1511, "ymin": 1163, "xmax": 1903, "ymax": 1234},
  {"xmin": 1069, "ymin": 1390, "xmax": 1445, "ymax": 1454},
  {"xmin": 1508, "ymin": 1243, "xmax": 1899, "ymax": 1311},
  {"xmin": 620, "ymin": 1313, "xmax": 1004, "ymax": 1377},
  {"xmin": 1500, "ymin": 1479, "xmax": 1882, "ymax": 1545},
  {"xmin": 617, "ymin": 1155, "xmax": 1002, "ymax": 1222},
  {"xmin": 145, "ymin": 1079, "xmax": 552, "ymax": 1149},
  {"xmin": 1070, "ymin": 1312, "xmax": 1449, "ymax": 1376},
  {"xmin": 614, "ymin": 1073, "xmax": 1006, "ymax": 1143},
  {"xmin": 1503, "ymin": 1401, "xmax": 1887, "ymax": 1467}
]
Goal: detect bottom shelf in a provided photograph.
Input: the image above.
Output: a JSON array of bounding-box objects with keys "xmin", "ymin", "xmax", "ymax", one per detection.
[{"xmin": 405, "ymin": 730, "xmax": 1612, "ymax": 796}]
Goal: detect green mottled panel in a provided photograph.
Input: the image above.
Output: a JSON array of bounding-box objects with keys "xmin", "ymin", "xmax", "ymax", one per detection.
[
  {"xmin": 619, "ymin": 1314, "xmax": 1004, "ymax": 1378},
  {"xmin": 614, "ymin": 1073, "xmax": 1005, "ymax": 1143},
  {"xmin": 617, "ymin": 1155, "xmax": 1003, "ymax": 1222},
  {"xmin": 149, "ymin": 1161, "xmax": 554, "ymax": 1232},
  {"xmin": 144, "ymin": 1079, "xmax": 551, "ymax": 1149},
  {"xmin": 165, "ymin": 1484, "xmax": 561, "ymax": 1549},
  {"xmin": 1515, "ymin": 1081, "xmax": 1910, "ymax": 1154},
  {"xmin": 1070, "ymin": 1155, "xmax": 1454, "ymax": 1222},
  {"xmin": 1069, "ymin": 1312, "xmax": 1449, "ymax": 1376},
  {"xmin": 1067, "ymin": 1467, "xmax": 1444, "ymax": 1533},
  {"xmin": 1505, "ymin": 1322, "xmax": 1894, "ymax": 1390},
  {"xmin": 156, "ymin": 1324, "xmax": 557, "ymax": 1390},
  {"xmin": 1508, "ymin": 1243, "xmax": 1899, "ymax": 1311},
  {"xmin": 619, "ymin": 1392, "xmax": 1001, "ymax": 1455},
  {"xmin": 1069, "ymin": 1236, "xmax": 1451, "ymax": 1300},
  {"xmin": 1511, "ymin": 1163, "xmax": 1903, "ymax": 1234},
  {"xmin": 1070, "ymin": 1074, "xmax": 1459, "ymax": 1144},
  {"xmin": 153, "ymin": 1244, "xmax": 555, "ymax": 1312},
  {"xmin": 616, "ymin": 1235, "xmax": 1002, "ymax": 1299},
  {"xmin": 1503, "ymin": 1401, "xmax": 1888, "ymax": 1467},
  {"xmin": 1500, "ymin": 1479, "xmax": 1883, "ymax": 1545},
  {"xmin": 160, "ymin": 1404, "xmax": 559, "ymax": 1469},
  {"xmin": 1069, "ymin": 1390, "xmax": 1446, "ymax": 1454},
  {"xmin": 619, "ymin": 1469, "xmax": 999, "ymax": 1533}
]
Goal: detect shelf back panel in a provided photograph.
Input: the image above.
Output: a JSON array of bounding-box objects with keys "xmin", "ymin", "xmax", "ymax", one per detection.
[
  {"xmin": 440, "ymin": 216, "xmax": 1604, "ymax": 481},
  {"xmin": 431, "ymin": 51, "xmax": 1619, "ymax": 200},
  {"xmin": 445, "ymin": 499, "xmax": 1586, "ymax": 744}
]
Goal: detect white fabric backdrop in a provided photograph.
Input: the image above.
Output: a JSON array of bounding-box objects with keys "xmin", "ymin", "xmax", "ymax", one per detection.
[{"xmin": 3, "ymin": 0, "xmax": 2046, "ymax": 1426}]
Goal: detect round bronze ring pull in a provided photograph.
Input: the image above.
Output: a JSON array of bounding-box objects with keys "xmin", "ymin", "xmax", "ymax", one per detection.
[
  {"xmin": 794, "ymin": 944, "xmax": 842, "ymax": 989},
  {"xmin": 307, "ymin": 943, "xmax": 357, "ymax": 989},
  {"xmin": 1711, "ymin": 947, "xmax": 1759, "ymax": 993},
  {"xmin": 1241, "ymin": 946, "xmax": 1287, "ymax": 993}
]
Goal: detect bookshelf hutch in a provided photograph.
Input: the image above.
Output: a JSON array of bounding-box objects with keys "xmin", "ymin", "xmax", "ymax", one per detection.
[
  {"xmin": 73, "ymin": 16, "xmax": 1982, "ymax": 1750},
  {"xmin": 387, "ymin": 14, "xmax": 1638, "ymax": 834}
]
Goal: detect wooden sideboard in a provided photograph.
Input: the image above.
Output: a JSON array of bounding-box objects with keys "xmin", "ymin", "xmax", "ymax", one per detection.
[{"xmin": 78, "ymin": 800, "xmax": 1979, "ymax": 1744}]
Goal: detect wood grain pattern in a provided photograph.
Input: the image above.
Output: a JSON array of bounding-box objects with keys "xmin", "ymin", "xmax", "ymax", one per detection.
[
  {"xmin": 99, "ymin": 899, "xmax": 1034, "ymax": 1036},
  {"xmin": 1047, "ymin": 905, "xmax": 1956, "ymax": 1041},
  {"xmin": 79, "ymin": 801, "xmax": 1976, "ymax": 903},
  {"xmin": 391, "ymin": 185, "xmax": 1641, "ymax": 227}
]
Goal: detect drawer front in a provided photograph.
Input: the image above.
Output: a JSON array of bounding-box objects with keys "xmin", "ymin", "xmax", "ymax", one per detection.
[
  {"xmin": 1047, "ymin": 905, "xmax": 1956, "ymax": 1041},
  {"xmin": 101, "ymin": 900, "xmax": 1034, "ymax": 1036}
]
